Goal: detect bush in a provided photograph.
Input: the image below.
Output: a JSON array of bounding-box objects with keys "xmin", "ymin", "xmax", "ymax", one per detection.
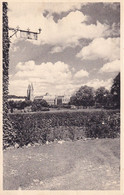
[
  {"xmin": 31, "ymin": 99, "xmax": 49, "ymax": 112},
  {"xmin": 3, "ymin": 110, "xmax": 120, "ymax": 148},
  {"xmin": 60, "ymin": 104, "xmax": 71, "ymax": 109}
]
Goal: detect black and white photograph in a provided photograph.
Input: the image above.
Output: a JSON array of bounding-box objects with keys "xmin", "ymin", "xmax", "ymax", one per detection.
[{"xmin": 2, "ymin": 0, "xmax": 122, "ymax": 192}]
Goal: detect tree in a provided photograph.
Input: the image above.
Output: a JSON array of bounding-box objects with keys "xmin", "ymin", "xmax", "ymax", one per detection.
[
  {"xmin": 31, "ymin": 99, "xmax": 49, "ymax": 112},
  {"xmin": 8, "ymin": 100, "xmax": 15, "ymax": 113},
  {"xmin": 95, "ymin": 87, "xmax": 109, "ymax": 107},
  {"xmin": 111, "ymin": 72, "xmax": 120, "ymax": 109},
  {"xmin": 104, "ymin": 93, "xmax": 114, "ymax": 109},
  {"xmin": 70, "ymin": 85, "xmax": 95, "ymax": 107},
  {"xmin": 20, "ymin": 100, "xmax": 32, "ymax": 109}
]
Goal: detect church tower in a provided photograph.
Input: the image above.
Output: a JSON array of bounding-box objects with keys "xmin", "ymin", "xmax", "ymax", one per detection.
[{"xmin": 27, "ymin": 83, "xmax": 34, "ymax": 101}]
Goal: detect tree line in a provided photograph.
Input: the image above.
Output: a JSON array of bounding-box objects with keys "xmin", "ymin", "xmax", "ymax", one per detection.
[{"xmin": 69, "ymin": 72, "xmax": 120, "ymax": 109}]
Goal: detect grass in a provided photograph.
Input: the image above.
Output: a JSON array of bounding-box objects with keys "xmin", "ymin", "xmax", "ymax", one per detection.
[
  {"xmin": 10, "ymin": 108, "xmax": 111, "ymax": 114},
  {"xmin": 3, "ymin": 138, "xmax": 120, "ymax": 190}
]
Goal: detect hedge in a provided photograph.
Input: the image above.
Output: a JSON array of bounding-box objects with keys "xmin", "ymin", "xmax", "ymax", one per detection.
[{"xmin": 3, "ymin": 110, "xmax": 120, "ymax": 148}]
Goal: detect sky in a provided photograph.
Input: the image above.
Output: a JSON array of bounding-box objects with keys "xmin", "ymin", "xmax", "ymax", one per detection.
[{"xmin": 8, "ymin": 2, "xmax": 120, "ymax": 96}]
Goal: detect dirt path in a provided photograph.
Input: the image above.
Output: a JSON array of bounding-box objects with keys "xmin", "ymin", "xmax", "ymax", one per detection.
[{"xmin": 3, "ymin": 138, "xmax": 120, "ymax": 190}]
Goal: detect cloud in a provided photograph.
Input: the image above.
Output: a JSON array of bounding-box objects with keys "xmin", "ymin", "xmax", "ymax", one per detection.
[
  {"xmin": 14, "ymin": 61, "xmax": 72, "ymax": 85},
  {"xmin": 37, "ymin": 11, "xmax": 110, "ymax": 48},
  {"xmin": 50, "ymin": 46, "xmax": 64, "ymax": 53},
  {"xmin": 76, "ymin": 37, "xmax": 120, "ymax": 61},
  {"xmin": 43, "ymin": 2, "xmax": 83, "ymax": 15},
  {"xmin": 10, "ymin": 60, "xmax": 75, "ymax": 95},
  {"xmin": 84, "ymin": 78, "xmax": 113, "ymax": 90},
  {"xmin": 38, "ymin": 14, "xmax": 110, "ymax": 48},
  {"xmin": 9, "ymin": 60, "xmax": 114, "ymax": 96},
  {"xmin": 99, "ymin": 60, "xmax": 120, "ymax": 73},
  {"xmin": 8, "ymin": 3, "xmax": 114, "ymax": 51},
  {"xmin": 16, "ymin": 61, "xmax": 35, "ymax": 71},
  {"xmin": 9, "ymin": 60, "xmax": 91, "ymax": 96},
  {"xmin": 74, "ymin": 69, "xmax": 89, "ymax": 78}
]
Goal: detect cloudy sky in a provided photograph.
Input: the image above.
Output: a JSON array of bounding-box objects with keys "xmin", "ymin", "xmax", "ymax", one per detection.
[{"xmin": 8, "ymin": 2, "xmax": 120, "ymax": 96}]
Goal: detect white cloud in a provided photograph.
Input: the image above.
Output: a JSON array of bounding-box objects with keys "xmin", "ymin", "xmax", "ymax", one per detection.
[
  {"xmin": 16, "ymin": 61, "xmax": 35, "ymax": 71},
  {"xmin": 84, "ymin": 78, "xmax": 113, "ymax": 90},
  {"xmin": 9, "ymin": 60, "xmax": 73, "ymax": 95},
  {"xmin": 99, "ymin": 60, "xmax": 120, "ymax": 73},
  {"xmin": 76, "ymin": 37, "xmax": 120, "ymax": 61},
  {"xmin": 14, "ymin": 61, "xmax": 72, "ymax": 85},
  {"xmin": 74, "ymin": 69, "xmax": 89, "ymax": 78},
  {"xmin": 8, "ymin": 3, "xmax": 113, "ymax": 51},
  {"xmin": 38, "ymin": 14, "xmax": 110, "ymax": 48},
  {"xmin": 9, "ymin": 60, "xmax": 91, "ymax": 96}
]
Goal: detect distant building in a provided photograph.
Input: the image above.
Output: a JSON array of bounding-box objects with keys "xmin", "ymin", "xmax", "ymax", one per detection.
[
  {"xmin": 62, "ymin": 95, "xmax": 71, "ymax": 104},
  {"xmin": 43, "ymin": 93, "xmax": 55, "ymax": 105},
  {"xmin": 55, "ymin": 96, "xmax": 64, "ymax": 105},
  {"xmin": 55, "ymin": 95, "xmax": 70, "ymax": 105},
  {"xmin": 26, "ymin": 84, "xmax": 71, "ymax": 105},
  {"xmin": 27, "ymin": 83, "xmax": 34, "ymax": 101}
]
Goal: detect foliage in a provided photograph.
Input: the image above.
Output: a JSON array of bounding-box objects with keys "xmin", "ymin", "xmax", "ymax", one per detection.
[
  {"xmin": 31, "ymin": 99, "xmax": 49, "ymax": 112},
  {"xmin": 3, "ymin": 110, "xmax": 120, "ymax": 148},
  {"xmin": 8, "ymin": 100, "xmax": 32, "ymax": 112},
  {"xmin": 95, "ymin": 87, "xmax": 109, "ymax": 107},
  {"xmin": 3, "ymin": 2, "xmax": 9, "ymax": 115},
  {"xmin": 111, "ymin": 72, "xmax": 120, "ymax": 109},
  {"xmin": 70, "ymin": 85, "xmax": 95, "ymax": 107},
  {"xmin": 2, "ymin": 2, "xmax": 14, "ymax": 149}
]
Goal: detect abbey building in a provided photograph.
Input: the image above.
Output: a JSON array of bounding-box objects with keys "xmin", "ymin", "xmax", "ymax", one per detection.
[{"xmin": 27, "ymin": 83, "xmax": 70, "ymax": 105}]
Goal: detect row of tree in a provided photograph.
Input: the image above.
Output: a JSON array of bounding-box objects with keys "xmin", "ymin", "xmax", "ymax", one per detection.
[{"xmin": 69, "ymin": 72, "xmax": 120, "ymax": 109}]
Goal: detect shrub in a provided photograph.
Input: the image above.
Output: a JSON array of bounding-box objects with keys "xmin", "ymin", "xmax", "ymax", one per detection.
[
  {"xmin": 31, "ymin": 99, "xmax": 49, "ymax": 112},
  {"xmin": 3, "ymin": 110, "xmax": 120, "ymax": 148}
]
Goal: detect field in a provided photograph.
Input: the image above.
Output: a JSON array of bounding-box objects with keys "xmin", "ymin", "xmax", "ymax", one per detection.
[{"xmin": 3, "ymin": 138, "xmax": 120, "ymax": 190}]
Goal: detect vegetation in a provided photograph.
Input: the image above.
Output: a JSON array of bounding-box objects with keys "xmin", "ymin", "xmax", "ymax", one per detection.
[
  {"xmin": 69, "ymin": 73, "xmax": 120, "ymax": 109},
  {"xmin": 3, "ymin": 110, "xmax": 120, "ymax": 148},
  {"xmin": 95, "ymin": 87, "xmax": 109, "ymax": 107},
  {"xmin": 8, "ymin": 100, "xmax": 32, "ymax": 112},
  {"xmin": 8, "ymin": 99, "xmax": 49, "ymax": 112},
  {"xmin": 3, "ymin": 2, "xmax": 14, "ymax": 148},
  {"xmin": 7, "ymin": 73, "xmax": 120, "ymax": 113},
  {"xmin": 111, "ymin": 72, "xmax": 120, "ymax": 109},
  {"xmin": 3, "ymin": 2, "xmax": 9, "ymax": 116},
  {"xmin": 70, "ymin": 85, "xmax": 95, "ymax": 107},
  {"xmin": 31, "ymin": 99, "xmax": 49, "ymax": 112},
  {"xmin": 3, "ymin": 138, "xmax": 120, "ymax": 190}
]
